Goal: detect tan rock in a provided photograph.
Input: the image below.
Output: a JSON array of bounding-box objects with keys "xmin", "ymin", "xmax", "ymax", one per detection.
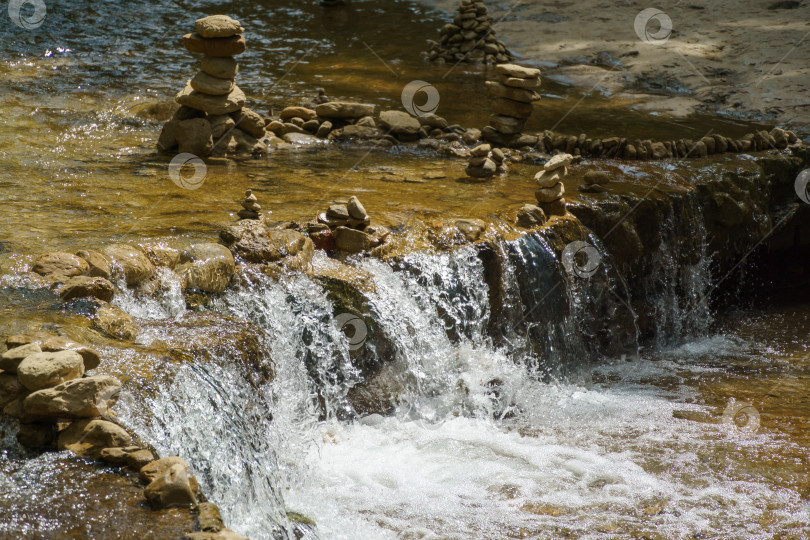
[
  {"xmin": 191, "ymin": 71, "xmax": 234, "ymax": 96},
  {"xmin": 91, "ymin": 301, "xmax": 139, "ymax": 342},
  {"xmin": 0, "ymin": 343, "xmax": 42, "ymax": 373},
  {"xmin": 208, "ymin": 114, "xmax": 236, "ymax": 139},
  {"xmin": 138, "ymin": 243, "xmax": 180, "ymax": 269},
  {"xmin": 59, "ymin": 276, "xmax": 115, "ymax": 303},
  {"xmin": 176, "ymin": 82, "xmax": 246, "ymax": 116},
  {"xmin": 347, "ymin": 196, "xmax": 368, "ymax": 220},
  {"xmin": 221, "ymin": 221, "xmax": 311, "ymax": 264},
  {"xmin": 184, "ymin": 530, "xmax": 248, "ymax": 540},
  {"xmin": 200, "ymin": 56, "xmax": 239, "ymax": 79},
  {"xmin": 57, "ymin": 419, "xmax": 131, "ymax": 459},
  {"xmin": 17, "ymin": 350, "xmax": 85, "ymax": 391},
  {"xmin": 535, "ymin": 182, "xmax": 565, "ymax": 203},
  {"xmin": 379, "ymin": 110, "xmax": 421, "ymax": 138},
  {"xmin": 24, "ymin": 375, "xmax": 121, "ymax": 419},
  {"xmin": 177, "ymin": 117, "xmax": 214, "ymax": 157},
  {"xmin": 100, "ymin": 446, "xmax": 130, "ymax": 465},
  {"xmin": 455, "ymin": 219, "xmax": 486, "ymax": 242},
  {"xmin": 40, "ymin": 338, "xmax": 101, "ymax": 371},
  {"xmin": 182, "ymin": 33, "xmax": 246, "ymax": 57},
  {"xmin": 143, "ymin": 460, "xmax": 198, "ymax": 509},
  {"xmin": 125, "ymin": 449, "xmax": 155, "ymax": 470},
  {"xmin": 280, "ymin": 107, "xmax": 317, "ymax": 121},
  {"xmin": 491, "ymin": 97, "xmax": 534, "ymax": 118},
  {"xmin": 103, "ymin": 244, "xmax": 155, "ymax": 285},
  {"xmin": 489, "ymin": 114, "xmax": 526, "ymax": 135},
  {"xmin": 540, "ymin": 198, "xmax": 567, "ymax": 217},
  {"xmin": 140, "ymin": 457, "xmax": 197, "ymax": 489},
  {"xmin": 534, "ymin": 168, "xmax": 566, "ymax": 188},
  {"xmin": 495, "ymin": 63, "xmax": 541, "ymax": 79},
  {"xmin": 0, "ymin": 373, "xmax": 26, "ymax": 408},
  {"xmin": 5, "ymin": 334, "xmax": 38, "ymax": 348},
  {"xmin": 197, "ymin": 502, "xmax": 225, "ymax": 533},
  {"xmin": 194, "ymin": 15, "xmax": 244, "ymax": 39},
  {"xmin": 544, "ymin": 153, "xmax": 573, "ymax": 171},
  {"xmin": 485, "ymin": 81, "xmax": 540, "ymax": 103},
  {"xmin": 315, "ymin": 102, "xmax": 375, "ymax": 119},
  {"xmin": 583, "ymin": 170, "xmax": 611, "ymax": 185},
  {"xmin": 232, "ymin": 107, "xmax": 265, "ymax": 138},
  {"xmin": 32, "ymin": 252, "xmax": 88, "ymax": 280},
  {"xmin": 175, "ymin": 243, "xmax": 235, "ymax": 293},
  {"xmin": 501, "ymin": 76, "xmax": 541, "ymax": 89},
  {"xmin": 516, "ymin": 204, "xmax": 546, "ymax": 228},
  {"xmin": 334, "ymin": 227, "xmax": 380, "ymax": 253},
  {"xmin": 75, "ymin": 249, "xmax": 111, "ymax": 279}
]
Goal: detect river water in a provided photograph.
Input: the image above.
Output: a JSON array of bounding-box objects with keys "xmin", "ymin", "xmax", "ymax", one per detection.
[{"xmin": 1, "ymin": 1, "xmax": 808, "ymax": 539}]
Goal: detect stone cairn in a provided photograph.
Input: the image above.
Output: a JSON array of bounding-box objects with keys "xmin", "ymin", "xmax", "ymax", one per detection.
[
  {"xmin": 308, "ymin": 196, "xmax": 390, "ymax": 254},
  {"xmin": 533, "ymin": 153, "xmax": 572, "ymax": 217},
  {"xmin": 426, "ymin": 0, "xmax": 514, "ymax": 65},
  {"xmin": 158, "ymin": 15, "xmax": 267, "ymax": 159},
  {"xmin": 465, "ymin": 143, "xmax": 505, "ymax": 179},
  {"xmin": 482, "ymin": 63, "xmax": 542, "ymax": 147},
  {"xmin": 238, "ymin": 189, "xmax": 262, "ymax": 220}
]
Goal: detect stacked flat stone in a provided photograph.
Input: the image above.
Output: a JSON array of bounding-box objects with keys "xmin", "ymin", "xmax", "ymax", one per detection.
[
  {"xmin": 158, "ymin": 15, "xmax": 267, "ymax": 158},
  {"xmin": 312, "ymin": 196, "xmax": 390, "ymax": 253},
  {"xmin": 465, "ymin": 143, "xmax": 505, "ymax": 179},
  {"xmin": 426, "ymin": 0, "xmax": 514, "ymax": 65},
  {"xmin": 482, "ymin": 64, "xmax": 542, "ymax": 147},
  {"xmin": 238, "ymin": 189, "xmax": 261, "ymax": 220},
  {"xmin": 534, "ymin": 153, "xmax": 572, "ymax": 217}
]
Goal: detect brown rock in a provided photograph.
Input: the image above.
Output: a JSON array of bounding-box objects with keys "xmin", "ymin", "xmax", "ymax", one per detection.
[
  {"xmin": 0, "ymin": 373, "xmax": 26, "ymax": 408},
  {"xmin": 91, "ymin": 302, "xmax": 139, "ymax": 341},
  {"xmin": 485, "ymin": 81, "xmax": 540, "ymax": 103},
  {"xmin": 17, "ymin": 350, "xmax": 85, "ymax": 391},
  {"xmin": 191, "ymin": 71, "xmax": 234, "ymax": 96},
  {"xmin": 488, "ymin": 114, "xmax": 526, "ymax": 135},
  {"xmin": 315, "ymin": 102, "xmax": 375, "ymax": 119},
  {"xmin": 280, "ymin": 107, "xmax": 317, "ymax": 121},
  {"xmin": 176, "ymin": 118, "xmax": 214, "ymax": 157},
  {"xmin": 334, "ymin": 227, "xmax": 381, "ymax": 253},
  {"xmin": 455, "ymin": 219, "xmax": 486, "ymax": 242},
  {"xmin": 140, "ymin": 457, "xmax": 198, "ymax": 492},
  {"xmin": 176, "ymin": 82, "xmax": 246, "ymax": 116},
  {"xmin": 347, "ymin": 196, "xmax": 368, "ymax": 220},
  {"xmin": 516, "ymin": 204, "xmax": 546, "ymax": 228},
  {"xmin": 125, "ymin": 449, "xmax": 155, "ymax": 471},
  {"xmin": 103, "ymin": 244, "xmax": 155, "ymax": 285},
  {"xmin": 232, "ymin": 107, "xmax": 265, "ymax": 138},
  {"xmin": 544, "ymin": 153, "xmax": 573, "ymax": 171},
  {"xmin": 59, "ymin": 276, "xmax": 115, "ymax": 302},
  {"xmin": 534, "ymin": 168, "xmax": 566, "ymax": 188},
  {"xmin": 0, "ymin": 343, "xmax": 42, "ymax": 373},
  {"xmin": 144, "ymin": 463, "xmax": 198, "ymax": 509},
  {"xmin": 32, "ymin": 252, "xmax": 89, "ymax": 280},
  {"xmin": 200, "ymin": 56, "xmax": 239, "ymax": 79},
  {"xmin": 175, "ymin": 243, "xmax": 235, "ymax": 293},
  {"xmin": 495, "ymin": 63, "xmax": 541, "ymax": 79},
  {"xmin": 221, "ymin": 220, "xmax": 312, "ymax": 264},
  {"xmin": 40, "ymin": 338, "xmax": 101, "ymax": 371},
  {"xmin": 100, "ymin": 446, "xmax": 130, "ymax": 465},
  {"xmin": 535, "ymin": 182, "xmax": 565, "ymax": 203},
  {"xmin": 57, "ymin": 419, "xmax": 131, "ymax": 459},
  {"xmin": 24, "ymin": 375, "xmax": 121, "ymax": 419},
  {"xmin": 5, "ymin": 334, "xmax": 37, "ymax": 348},
  {"xmin": 491, "ymin": 98, "xmax": 533, "ymax": 118},
  {"xmin": 182, "ymin": 33, "xmax": 246, "ymax": 57},
  {"xmin": 583, "ymin": 170, "xmax": 611, "ymax": 185},
  {"xmin": 197, "ymin": 502, "xmax": 225, "ymax": 533},
  {"xmin": 76, "ymin": 249, "xmax": 111, "ymax": 279},
  {"xmin": 379, "ymin": 110, "xmax": 422, "ymax": 138},
  {"xmin": 501, "ymin": 76, "xmax": 541, "ymax": 89}
]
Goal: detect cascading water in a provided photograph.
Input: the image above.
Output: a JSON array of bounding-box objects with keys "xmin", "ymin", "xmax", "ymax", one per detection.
[{"xmin": 105, "ymin": 211, "xmax": 805, "ymax": 539}]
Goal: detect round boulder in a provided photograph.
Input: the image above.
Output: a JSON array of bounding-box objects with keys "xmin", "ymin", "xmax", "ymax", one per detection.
[
  {"xmin": 175, "ymin": 243, "xmax": 235, "ymax": 293},
  {"xmin": 57, "ymin": 419, "xmax": 131, "ymax": 459},
  {"xmin": 103, "ymin": 244, "xmax": 155, "ymax": 285},
  {"xmin": 17, "ymin": 350, "xmax": 85, "ymax": 391}
]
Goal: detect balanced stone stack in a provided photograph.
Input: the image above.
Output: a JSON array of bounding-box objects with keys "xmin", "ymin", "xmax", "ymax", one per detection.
[
  {"xmin": 426, "ymin": 0, "xmax": 514, "ymax": 65},
  {"xmin": 314, "ymin": 196, "xmax": 390, "ymax": 253},
  {"xmin": 482, "ymin": 64, "xmax": 542, "ymax": 147},
  {"xmin": 466, "ymin": 143, "xmax": 505, "ymax": 179},
  {"xmin": 238, "ymin": 190, "xmax": 261, "ymax": 220},
  {"xmin": 158, "ymin": 15, "xmax": 267, "ymax": 158},
  {"xmin": 533, "ymin": 153, "xmax": 572, "ymax": 217}
]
